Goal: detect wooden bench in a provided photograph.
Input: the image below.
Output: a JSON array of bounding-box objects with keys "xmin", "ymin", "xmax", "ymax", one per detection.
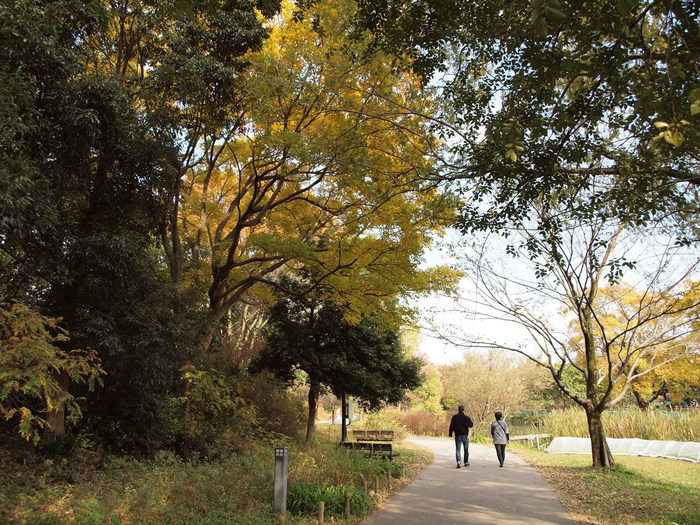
[{"xmin": 341, "ymin": 430, "xmax": 397, "ymax": 460}]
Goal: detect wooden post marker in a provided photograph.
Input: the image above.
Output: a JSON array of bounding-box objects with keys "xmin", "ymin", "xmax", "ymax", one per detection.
[
  {"xmin": 345, "ymin": 490, "xmax": 351, "ymax": 518},
  {"xmin": 318, "ymin": 501, "xmax": 325, "ymax": 524}
]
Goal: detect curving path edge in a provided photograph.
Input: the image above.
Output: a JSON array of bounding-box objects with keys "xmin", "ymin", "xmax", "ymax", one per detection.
[{"xmin": 361, "ymin": 436, "xmax": 576, "ymax": 525}]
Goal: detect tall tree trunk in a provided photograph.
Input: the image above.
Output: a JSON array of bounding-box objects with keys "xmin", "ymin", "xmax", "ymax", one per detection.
[
  {"xmin": 586, "ymin": 408, "xmax": 614, "ymax": 467},
  {"xmin": 306, "ymin": 379, "xmax": 319, "ymax": 442},
  {"xmin": 341, "ymin": 391, "xmax": 348, "ymax": 443}
]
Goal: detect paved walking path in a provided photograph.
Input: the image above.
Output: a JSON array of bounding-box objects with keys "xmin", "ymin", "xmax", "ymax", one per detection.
[{"xmin": 361, "ymin": 437, "xmax": 576, "ymax": 525}]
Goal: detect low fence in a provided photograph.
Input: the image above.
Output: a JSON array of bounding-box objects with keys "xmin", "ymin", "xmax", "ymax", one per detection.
[{"xmin": 546, "ymin": 437, "xmax": 700, "ymax": 463}]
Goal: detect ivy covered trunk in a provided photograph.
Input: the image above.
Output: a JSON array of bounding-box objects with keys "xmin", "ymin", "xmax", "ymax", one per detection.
[
  {"xmin": 586, "ymin": 408, "xmax": 614, "ymax": 467},
  {"xmin": 45, "ymin": 370, "xmax": 70, "ymax": 441}
]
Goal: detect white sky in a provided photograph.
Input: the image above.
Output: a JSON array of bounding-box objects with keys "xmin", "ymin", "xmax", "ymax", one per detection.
[
  {"xmin": 411, "ymin": 291, "xmax": 532, "ymax": 366},
  {"xmin": 410, "ymin": 230, "xmax": 532, "ymax": 366},
  {"xmin": 412, "ymin": 224, "xmax": 700, "ymax": 367}
]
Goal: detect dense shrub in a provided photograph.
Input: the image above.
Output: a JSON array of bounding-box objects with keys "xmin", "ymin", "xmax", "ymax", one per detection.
[
  {"xmin": 361, "ymin": 410, "xmax": 407, "ymax": 437},
  {"xmin": 0, "ymin": 302, "xmax": 104, "ymax": 444},
  {"xmin": 240, "ymin": 371, "xmax": 306, "ymax": 438},
  {"xmin": 399, "ymin": 410, "xmax": 449, "ymax": 437}
]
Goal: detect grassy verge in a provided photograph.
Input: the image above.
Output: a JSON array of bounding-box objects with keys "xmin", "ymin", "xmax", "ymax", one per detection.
[
  {"xmin": 511, "ymin": 443, "xmax": 700, "ymax": 525},
  {"xmin": 1, "ymin": 429, "xmax": 433, "ymax": 525},
  {"xmin": 290, "ymin": 437, "xmax": 433, "ymax": 524}
]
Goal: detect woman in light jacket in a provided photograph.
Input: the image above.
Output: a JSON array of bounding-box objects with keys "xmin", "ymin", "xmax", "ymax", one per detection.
[{"xmin": 490, "ymin": 411, "xmax": 509, "ymax": 467}]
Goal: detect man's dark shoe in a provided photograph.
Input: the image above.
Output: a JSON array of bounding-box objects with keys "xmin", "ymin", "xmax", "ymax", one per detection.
[
  {"xmin": 456, "ymin": 463, "xmax": 461, "ymax": 468},
  {"xmin": 464, "ymin": 462, "xmax": 470, "ymax": 467}
]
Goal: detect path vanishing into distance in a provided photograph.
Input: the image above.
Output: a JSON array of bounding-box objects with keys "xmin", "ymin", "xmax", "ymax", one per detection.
[{"xmin": 361, "ymin": 437, "xmax": 576, "ymax": 525}]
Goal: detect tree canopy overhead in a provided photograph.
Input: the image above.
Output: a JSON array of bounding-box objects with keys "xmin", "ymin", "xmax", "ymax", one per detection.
[
  {"xmin": 352, "ymin": 0, "xmax": 699, "ymax": 235},
  {"xmin": 170, "ymin": 0, "xmax": 460, "ymax": 343}
]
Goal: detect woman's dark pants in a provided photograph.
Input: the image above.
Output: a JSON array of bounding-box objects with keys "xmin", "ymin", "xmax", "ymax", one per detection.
[{"xmin": 495, "ymin": 444, "xmax": 506, "ymax": 466}]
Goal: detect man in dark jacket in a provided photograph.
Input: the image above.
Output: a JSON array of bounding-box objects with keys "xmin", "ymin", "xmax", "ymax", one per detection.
[{"xmin": 448, "ymin": 405, "xmax": 474, "ymax": 468}]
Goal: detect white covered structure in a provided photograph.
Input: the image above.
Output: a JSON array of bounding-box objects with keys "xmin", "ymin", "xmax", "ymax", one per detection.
[{"xmin": 546, "ymin": 437, "xmax": 700, "ymax": 463}]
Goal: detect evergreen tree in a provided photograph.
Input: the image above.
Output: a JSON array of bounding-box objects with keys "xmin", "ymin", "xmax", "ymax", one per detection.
[{"xmin": 253, "ymin": 298, "xmax": 423, "ymax": 440}]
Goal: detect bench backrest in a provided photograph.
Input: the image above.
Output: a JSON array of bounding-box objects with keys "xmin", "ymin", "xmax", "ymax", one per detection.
[{"xmin": 352, "ymin": 429, "xmax": 395, "ymax": 441}]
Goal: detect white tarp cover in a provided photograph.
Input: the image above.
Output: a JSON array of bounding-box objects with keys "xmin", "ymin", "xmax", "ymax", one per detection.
[{"xmin": 546, "ymin": 437, "xmax": 700, "ymax": 462}]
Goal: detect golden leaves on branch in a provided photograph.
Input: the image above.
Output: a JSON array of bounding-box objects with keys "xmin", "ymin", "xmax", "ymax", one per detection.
[{"xmin": 652, "ymin": 87, "xmax": 700, "ymax": 148}]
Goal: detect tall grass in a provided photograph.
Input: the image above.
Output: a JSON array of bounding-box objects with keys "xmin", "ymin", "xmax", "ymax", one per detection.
[
  {"xmin": 396, "ymin": 410, "xmax": 522, "ymax": 441},
  {"xmin": 542, "ymin": 408, "xmax": 700, "ymax": 441},
  {"xmin": 14, "ymin": 450, "xmax": 281, "ymax": 525},
  {"xmin": 395, "ymin": 407, "xmax": 700, "ymax": 443},
  {"xmin": 2, "ymin": 426, "xmax": 431, "ymax": 524}
]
